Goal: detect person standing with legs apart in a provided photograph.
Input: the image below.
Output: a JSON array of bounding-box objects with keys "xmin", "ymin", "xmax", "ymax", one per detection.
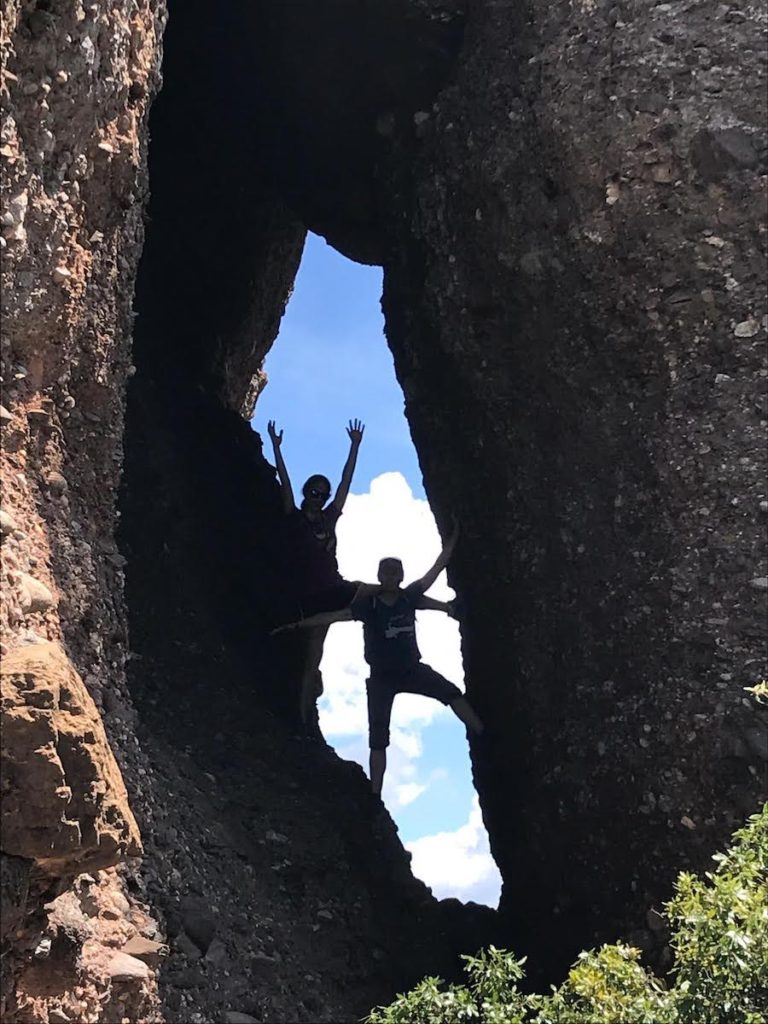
[
  {"xmin": 273, "ymin": 520, "xmax": 483, "ymax": 793},
  {"xmin": 267, "ymin": 418, "xmax": 377, "ymax": 729}
]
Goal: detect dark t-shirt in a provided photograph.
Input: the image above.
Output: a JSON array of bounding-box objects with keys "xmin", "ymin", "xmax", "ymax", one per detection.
[
  {"xmin": 351, "ymin": 583, "xmax": 425, "ymax": 674},
  {"xmin": 287, "ymin": 505, "xmax": 342, "ymax": 594},
  {"xmin": 303, "ymin": 505, "xmax": 340, "ymax": 560}
]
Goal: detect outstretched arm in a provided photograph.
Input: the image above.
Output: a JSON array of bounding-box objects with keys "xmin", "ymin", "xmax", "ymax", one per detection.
[
  {"xmin": 412, "ymin": 518, "xmax": 460, "ymax": 593},
  {"xmin": 271, "ymin": 607, "xmax": 354, "ymax": 634},
  {"xmin": 267, "ymin": 420, "xmax": 295, "ymax": 514},
  {"xmin": 331, "ymin": 419, "xmax": 364, "ymax": 513},
  {"xmin": 417, "ymin": 595, "xmax": 457, "ymax": 617}
]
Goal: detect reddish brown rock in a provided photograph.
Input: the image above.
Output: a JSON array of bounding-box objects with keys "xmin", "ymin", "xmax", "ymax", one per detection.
[{"xmin": 1, "ymin": 642, "xmax": 141, "ymax": 875}]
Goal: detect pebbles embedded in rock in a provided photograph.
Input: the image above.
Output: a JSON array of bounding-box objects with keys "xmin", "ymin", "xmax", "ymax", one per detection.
[
  {"xmin": 107, "ymin": 950, "xmax": 151, "ymax": 981},
  {"xmin": 175, "ymin": 929, "xmax": 202, "ymax": 959},
  {"xmin": 52, "ymin": 266, "xmax": 72, "ymax": 283},
  {"xmin": 18, "ymin": 573, "xmax": 55, "ymax": 613},
  {"xmin": 0, "ymin": 405, "xmax": 13, "ymax": 424},
  {"xmin": 0, "ymin": 510, "xmax": 16, "ymax": 536},
  {"xmin": 47, "ymin": 471, "xmax": 68, "ymax": 495},
  {"xmin": 204, "ymin": 937, "xmax": 228, "ymax": 965},
  {"xmin": 1, "ymin": 192, "xmax": 28, "ymax": 242},
  {"xmin": 120, "ymin": 935, "xmax": 167, "ymax": 968},
  {"xmin": 734, "ymin": 319, "xmax": 759, "ymax": 338}
]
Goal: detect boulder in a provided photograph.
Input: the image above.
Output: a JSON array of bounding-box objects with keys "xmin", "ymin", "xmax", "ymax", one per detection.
[{"xmin": 0, "ymin": 642, "xmax": 141, "ymax": 875}]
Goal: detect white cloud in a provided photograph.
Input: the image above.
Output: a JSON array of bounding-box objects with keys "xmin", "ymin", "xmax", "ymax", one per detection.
[
  {"xmin": 396, "ymin": 782, "xmax": 428, "ymax": 806},
  {"xmin": 406, "ymin": 796, "xmax": 501, "ymax": 908}
]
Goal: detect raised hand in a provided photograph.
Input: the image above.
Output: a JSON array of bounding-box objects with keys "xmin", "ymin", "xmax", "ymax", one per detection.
[
  {"xmin": 347, "ymin": 418, "xmax": 365, "ymax": 445},
  {"xmin": 267, "ymin": 420, "xmax": 283, "ymax": 448}
]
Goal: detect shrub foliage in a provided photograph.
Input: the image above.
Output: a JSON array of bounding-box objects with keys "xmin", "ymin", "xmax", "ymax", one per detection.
[{"xmin": 368, "ymin": 804, "xmax": 768, "ymax": 1024}]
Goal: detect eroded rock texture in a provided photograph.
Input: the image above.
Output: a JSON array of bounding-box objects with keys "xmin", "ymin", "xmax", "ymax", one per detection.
[
  {"xmin": 1, "ymin": 2, "xmax": 164, "ymax": 1020},
  {"xmin": 1, "ymin": 641, "xmax": 141, "ymax": 873},
  {"xmin": 2, "ymin": 0, "xmax": 767, "ymax": 1018},
  {"xmin": 161, "ymin": 0, "xmax": 765, "ymax": 978},
  {"xmin": 378, "ymin": 0, "xmax": 768, "ymax": 973},
  {"xmin": 117, "ymin": 6, "xmax": 500, "ymax": 1020}
]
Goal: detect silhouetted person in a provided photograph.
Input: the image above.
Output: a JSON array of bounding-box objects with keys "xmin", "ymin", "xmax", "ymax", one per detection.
[
  {"xmin": 273, "ymin": 521, "xmax": 483, "ymax": 793},
  {"xmin": 267, "ymin": 418, "xmax": 377, "ymax": 727}
]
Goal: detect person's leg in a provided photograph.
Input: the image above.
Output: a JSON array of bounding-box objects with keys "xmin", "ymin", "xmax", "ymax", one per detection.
[
  {"xmin": 297, "ymin": 581, "xmax": 360, "ymax": 726},
  {"xmin": 369, "ymin": 749, "xmax": 386, "ymax": 796},
  {"xmin": 402, "ymin": 664, "xmax": 484, "ymax": 735},
  {"xmin": 300, "ymin": 625, "xmax": 328, "ymax": 726},
  {"xmin": 366, "ymin": 676, "xmax": 395, "ymax": 795}
]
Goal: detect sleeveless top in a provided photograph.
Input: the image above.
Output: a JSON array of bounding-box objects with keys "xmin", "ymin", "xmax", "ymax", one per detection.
[{"xmin": 287, "ymin": 505, "xmax": 342, "ymax": 594}]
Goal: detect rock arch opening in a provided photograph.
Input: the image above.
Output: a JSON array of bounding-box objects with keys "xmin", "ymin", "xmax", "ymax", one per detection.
[
  {"xmin": 3, "ymin": 0, "xmax": 765, "ymax": 1019},
  {"xmin": 253, "ymin": 232, "xmax": 501, "ymax": 906},
  {"xmin": 119, "ymin": 0, "xmax": 767, "ymax": 996},
  {"xmin": 119, "ymin": 1, "xmax": 503, "ymax": 1014}
]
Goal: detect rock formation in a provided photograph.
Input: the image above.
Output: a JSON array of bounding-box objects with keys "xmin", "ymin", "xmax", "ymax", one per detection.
[
  {"xmin": 2, "ymin": 2, "xmax": 165, "ymax": 1019},
  {"xmin": 1, "ymin": 641, "xmax": 141, "ymax": 875},
  {"xmin": 2, "ymin": 0, "xmax": 766, "ymax": 1019},
  {"xmin": 379, "ymin": 0, "xmax": 768, "ymax": 972}
]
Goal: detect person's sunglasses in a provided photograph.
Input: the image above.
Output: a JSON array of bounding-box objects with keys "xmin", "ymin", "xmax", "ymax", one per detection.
[{"xmin": 309, "ymin": 488, "xmax": 330, "ymax": 500}]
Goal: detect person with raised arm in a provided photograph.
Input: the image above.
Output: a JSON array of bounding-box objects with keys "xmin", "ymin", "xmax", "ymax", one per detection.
[
  {"xmin": 267, "ymin": 418, "xmax": 378, "ymax": 728},
  {"xmin": 272, "ymin": 520, "xmax": 483, "ymax": 794}
]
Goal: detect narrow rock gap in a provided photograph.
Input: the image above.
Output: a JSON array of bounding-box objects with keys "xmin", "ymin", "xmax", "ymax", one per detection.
[
  {"xmin": 253, "ymin": 231, "xmax": 501, "ymax": 907},
  {"xmin": 116, "ymin": 1, "xmax": 498, "ymax": 1018}
]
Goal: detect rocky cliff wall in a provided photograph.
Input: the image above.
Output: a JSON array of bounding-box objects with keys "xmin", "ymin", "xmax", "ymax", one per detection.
[
  {"xmin": 2, "ymin": 2, "xmax": 499, "ymax": 1021},
  {"xmin": 2, "ymin": 0, "xmax": 766, "ymax": 1018},
  {"xmin": 1, "ymin": 3, "xmax": 165, "ymax": 1020},
  {"xmin": 379, "ymin": 0, "xmax": 768, "ymax": 974}
]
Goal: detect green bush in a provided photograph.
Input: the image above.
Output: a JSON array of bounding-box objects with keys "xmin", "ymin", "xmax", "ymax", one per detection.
[{"xmin": 368, "ymin": 804, "xmax": 768, "ymax": 1024}]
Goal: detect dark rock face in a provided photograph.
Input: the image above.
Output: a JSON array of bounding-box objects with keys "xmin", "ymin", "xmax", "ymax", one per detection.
[
  {"xmin": 131, "ymin": 0, "xmax": 305, "ymax": 416},
  {"xmin": 250, "ymin": 0, "xmax": 466, "ymax": 264},
  {"xmin": 377, "ymin": 0, "xmax": 768, "ymax": 974}
]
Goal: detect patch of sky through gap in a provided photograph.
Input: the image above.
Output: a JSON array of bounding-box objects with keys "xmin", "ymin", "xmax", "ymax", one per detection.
[{"xmin": 252, "ymin": 233, "xmax": 501, "ymax": 908}]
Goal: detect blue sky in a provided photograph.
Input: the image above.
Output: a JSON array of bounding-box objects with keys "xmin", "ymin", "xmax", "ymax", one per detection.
[
  {"xmin": 252, "ymin": 234, "xmax": 500, "ymax": 906},
  {"xmin": 255, "ymin": 233, "xmax": 423, "ymax": 500}
]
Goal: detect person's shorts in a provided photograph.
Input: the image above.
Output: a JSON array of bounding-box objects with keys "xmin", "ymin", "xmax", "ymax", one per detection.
[
  {"xmin": 366, "ymin": 663, "xmax": 462, "ymax": 750},
  {"xmin": 300, "ymin": 580, "xmax": 360, "ymax": 618}
]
